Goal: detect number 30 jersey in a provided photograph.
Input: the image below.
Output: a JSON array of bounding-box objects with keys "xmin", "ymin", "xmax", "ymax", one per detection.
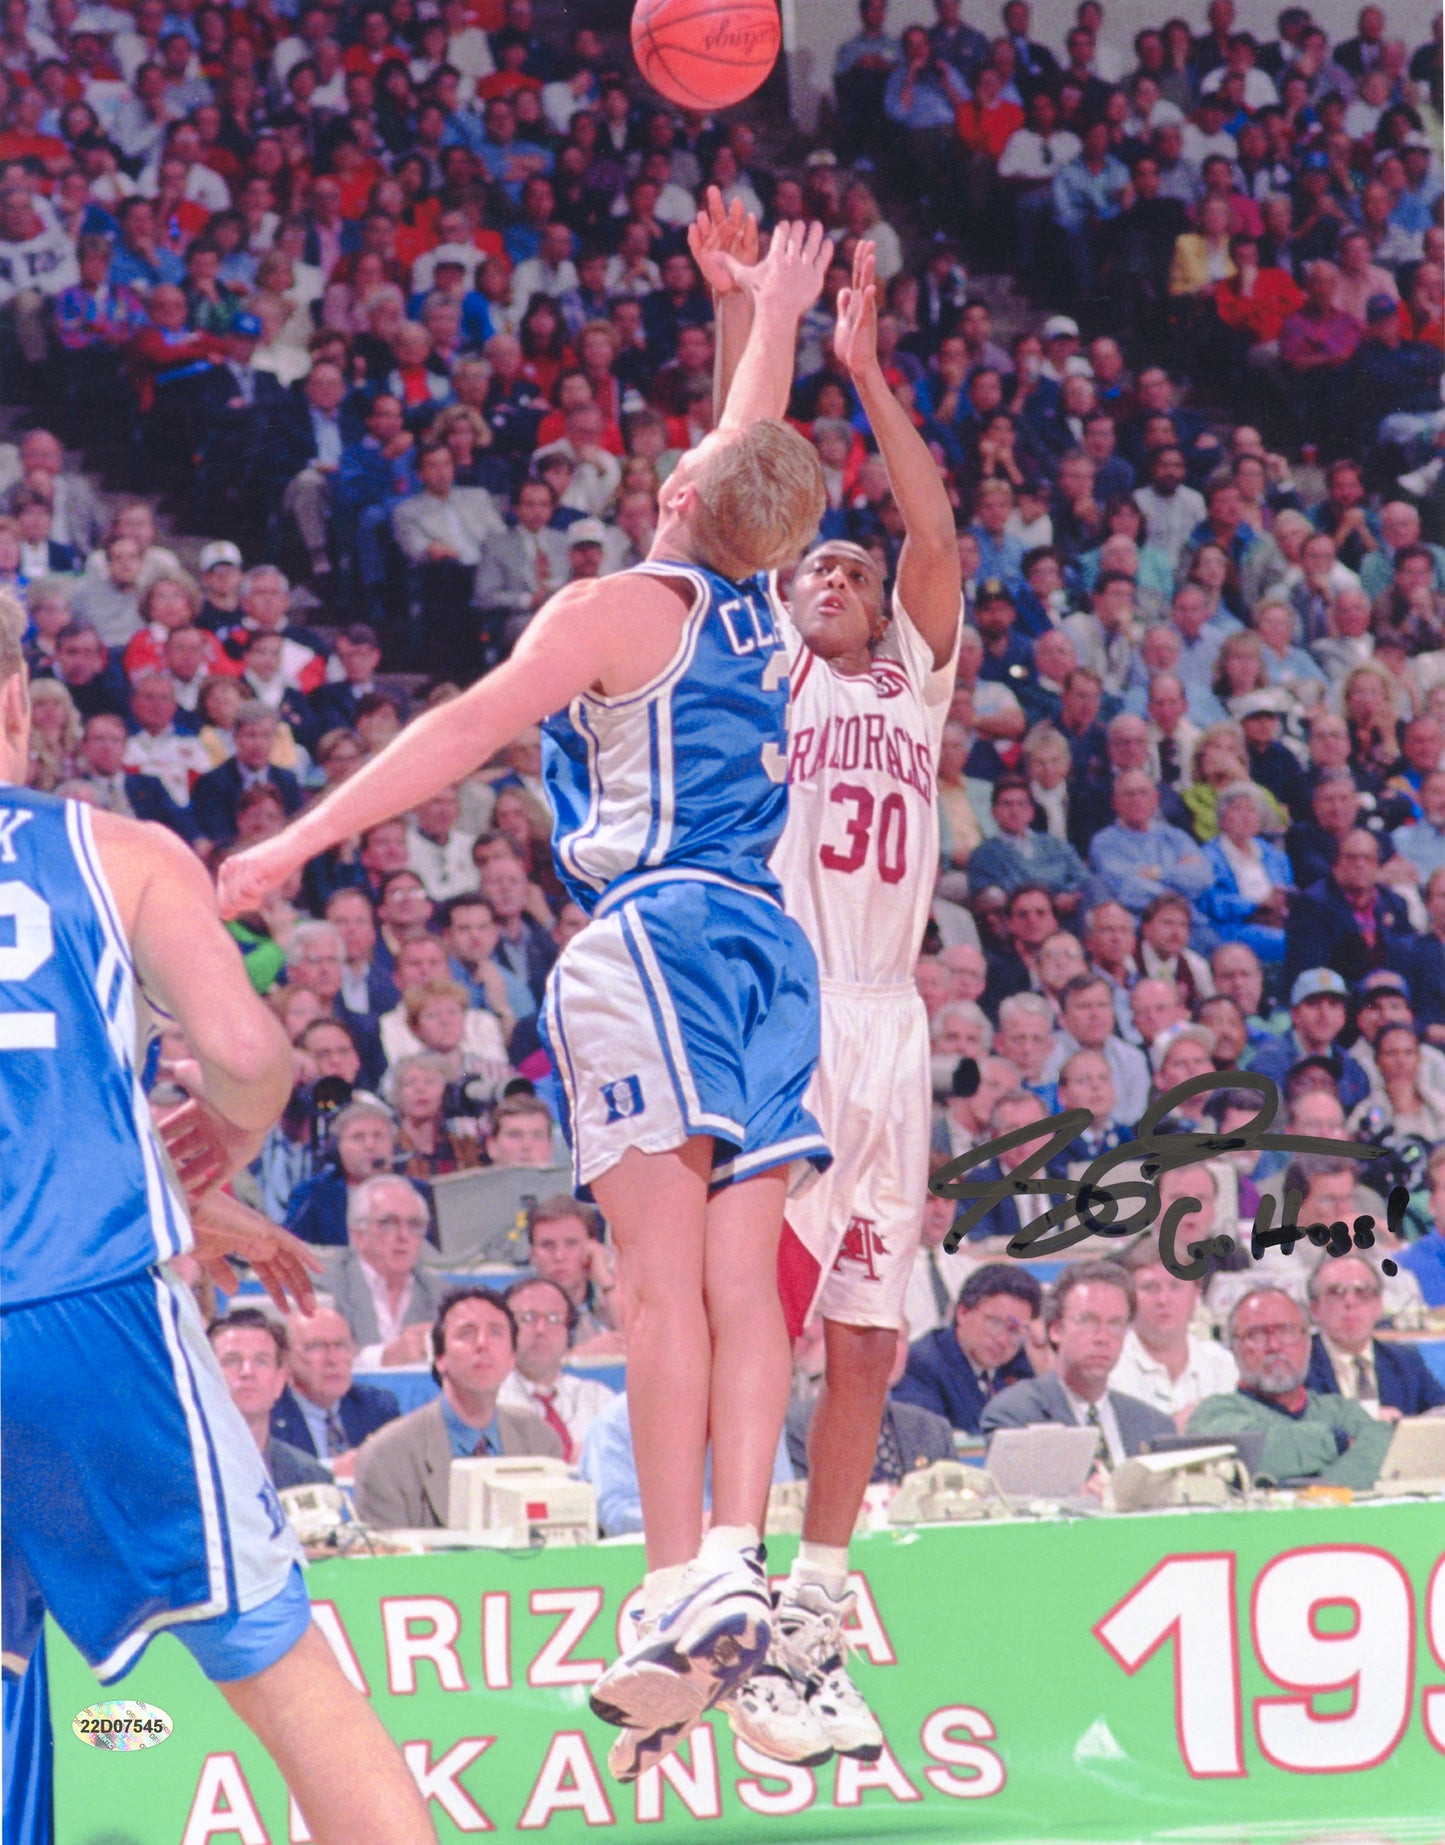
[
  {"xmin": 543, "ymin": 560, "xmax": 791, "ymax": 916},
  {"xmin": 0, "ymin": 788, "xmax": 189, "ymax": 1306},
  {"xmin": 769, "ymin": 589, "xmax": 958, "ymax": 988}
]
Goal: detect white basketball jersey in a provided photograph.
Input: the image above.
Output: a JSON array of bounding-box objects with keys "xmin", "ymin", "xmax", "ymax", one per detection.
[{"xmin": 770, "ymin": 587, "xmax": 958, "ymax": 987}]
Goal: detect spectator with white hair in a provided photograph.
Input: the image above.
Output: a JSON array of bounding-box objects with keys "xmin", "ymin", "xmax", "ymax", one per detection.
[{"xmin": 322, "ymin": 1172, "xmax": 449, "ymax": 1369}]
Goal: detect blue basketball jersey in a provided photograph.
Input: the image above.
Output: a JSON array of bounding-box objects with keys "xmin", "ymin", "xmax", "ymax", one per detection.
[
  {"xmin": 0, "ymin": 788, "xmax": 189, "ymax": 1306},
  {"xmin": 543, "ymin": 560, "xmax": 791, "ymax": 916}
]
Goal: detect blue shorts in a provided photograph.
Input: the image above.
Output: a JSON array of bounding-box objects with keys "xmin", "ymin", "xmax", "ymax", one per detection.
[
  {"xmin": 1, "ymin": 1268, "xmax": 310, "ymax": 1686},
  {"xmin": 542, "ymin": 874, "xmax": 830, "ymax": 1191}
]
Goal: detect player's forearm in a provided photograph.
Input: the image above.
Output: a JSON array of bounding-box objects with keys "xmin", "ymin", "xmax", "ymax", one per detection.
[
  {"xmin": 272, "ymin": 689, "xmax": 517, "ymax": 875},
  {"xmin": 851, "ymin": 362, "xmax": 955, "ymax": 553},
  {"xmin": 712, "ymin": 288, "xmax": 752, "ymax": 426},
  {"xmin": 719, "ymin": 292, "xmax": 802, "ymax": 430}
]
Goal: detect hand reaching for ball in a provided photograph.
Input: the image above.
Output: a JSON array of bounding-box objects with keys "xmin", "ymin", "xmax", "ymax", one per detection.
[{"xmin": 687, "ymin": 184, "xmax": 757, "ymax": 297}]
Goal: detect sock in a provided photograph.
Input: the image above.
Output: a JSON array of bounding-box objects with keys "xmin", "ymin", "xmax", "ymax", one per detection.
[
  {"xmin": 699, "ymin": 1523, "xmax": 760, "ymax": 1560},
  {"xmin": 641, "ymin": 1564, "xmax": 688, "ymax": 1623},
  {"xmin": 790, "ymin": 1541, "xmax": 850, "ymax": 1599}
]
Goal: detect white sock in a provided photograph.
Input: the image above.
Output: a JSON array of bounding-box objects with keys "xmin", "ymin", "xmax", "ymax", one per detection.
[
  {"xmin": 790, "ymin": 1541, "xmax": 850, "ymax": 1598},
  {"xmin": 699, "ymin": 1522, "xmax": 759, "ymax": 1560},
  {"xmin": 641, "ymin": 1564, "xmax": 688, "ymax": 1622}
]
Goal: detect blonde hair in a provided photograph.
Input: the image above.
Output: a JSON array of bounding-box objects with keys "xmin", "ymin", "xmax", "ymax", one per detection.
[
  {"xmin": 403, "ymin": 976, "xmax": 468, "ymax": 1031},
  {"xmin": 688, "ymin": 420, "xmax": 825, "ymax": 579},
  {"xmin": 26, "ymin": 677, "xmax": 81, "ymax": 789}
]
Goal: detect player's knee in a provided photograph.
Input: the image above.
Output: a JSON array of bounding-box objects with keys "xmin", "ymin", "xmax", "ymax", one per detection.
[{"xmin": 826, "ymin": 1321, "xmax": 899, "ymax": 1392}]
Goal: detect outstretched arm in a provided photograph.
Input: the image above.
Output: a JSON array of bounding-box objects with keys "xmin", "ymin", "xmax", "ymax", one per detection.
[
  {"xmin": 835, "ymin": 241, "xmax": 961, "ymax": 669},
  {"xmin": 216, "ymin": 575, "xmax": 650, "ymax": 917},
  {"xmin": 691, "ymin": 196, "xmax": 834, "ymax": 433},
  {"xmin": 688, "ymin": 187, "xmax": 755, "ymax": 424}
]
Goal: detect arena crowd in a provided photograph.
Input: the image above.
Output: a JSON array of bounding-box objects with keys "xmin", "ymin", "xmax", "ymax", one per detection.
[{"xmin": 4, "ymin": 0, "xmax": 1444, "ymax": 1512}]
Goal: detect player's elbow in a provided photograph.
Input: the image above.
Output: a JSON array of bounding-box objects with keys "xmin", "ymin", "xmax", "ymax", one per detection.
[{"xmin": 201, "ymin": 1011, "xmax": 294, "ymax": 1122}]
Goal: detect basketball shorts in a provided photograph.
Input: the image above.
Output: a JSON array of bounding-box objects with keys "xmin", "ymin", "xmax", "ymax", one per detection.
[
  {"xmin": 542, "ymin": 877, "xmax": 831, "ymax": 1192},
  {"xmin": 1, "ymin": 1267, "xmax": 310, "ymax": 1686},
  {"xmin": 778, "ymin": 980, "xmax": 932, "ymax": 1336}
]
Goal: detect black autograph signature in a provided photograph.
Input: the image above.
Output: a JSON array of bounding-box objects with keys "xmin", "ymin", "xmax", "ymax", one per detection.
[{"xmin": 929, "ymin": 1072, "xmax": 1411, "ymax": 1283}]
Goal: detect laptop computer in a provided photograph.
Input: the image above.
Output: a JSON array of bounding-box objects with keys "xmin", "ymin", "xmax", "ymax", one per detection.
[
  {"xmin": 986, "ymin": 1425, "xmax": 1102, "ymax": 1512},
  {"xmin": 1372, "ymin": 1415, "xmax": 1445, "ymax": 1497},
  {"xmin": 426, "ymin": 1165, "xmax": 573, "ymax": 1266}
]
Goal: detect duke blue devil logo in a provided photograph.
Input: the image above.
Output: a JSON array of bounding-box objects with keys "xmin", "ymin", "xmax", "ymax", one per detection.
[{"xmin": 601, "ymin": 1076, "xmax": 644, "ymax": 1123}]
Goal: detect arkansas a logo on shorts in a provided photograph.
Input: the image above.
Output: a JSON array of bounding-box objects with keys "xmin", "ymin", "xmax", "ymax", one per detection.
[
  {"xmin": 601, "ymin": 1075, "xmax": 644, "ymax": 1122},
  {"xmin": 833, "ymin": 1215, "xmax": 886, "ymax": 1283}
]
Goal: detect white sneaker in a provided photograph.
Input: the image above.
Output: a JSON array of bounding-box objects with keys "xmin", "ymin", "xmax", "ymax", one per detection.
[
  {"xmin": 772, "ymin": 1579, "xmax": 884, "ymax": 1762},
  {"xmin": 607, "ymin": 1718, "xmax": 694, "ymax": 1784},
  {"xmin": 590, "ymin": 1548, "xmax": 771, "ymax": 1737},
  {"xmin": 723, "ymin": 1664, "xmax": 833, "ymax": 1766}
]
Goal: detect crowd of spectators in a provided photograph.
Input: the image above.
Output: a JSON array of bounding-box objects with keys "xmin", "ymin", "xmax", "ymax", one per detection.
[{"xmin": 4, "ymin": 0, "xmax": 1444, "ymax": 1517}]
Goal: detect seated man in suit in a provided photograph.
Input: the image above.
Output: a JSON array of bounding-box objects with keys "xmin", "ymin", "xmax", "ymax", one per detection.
[
  {"xmin": 1188, "ymin": 1287, "xmax": 1396, "ymax": 1489},
  {"xmin": 322, "ymin": 1173, "xmax": 449, "ymax": 1370},
  {"xmin": 270, "ymin": 1305, "xmax": 402, "ymax": 1479},
  {"xmin": 1304, "ymin": 1252, "xmax": 1445, "ymax": 1419},
  {"xmin": 791, "ymin": 1319, "xmax": 955, "ymax": 1481},
  {"xmin": 980, "ymin": 1262, "xmax": 1176, "ymax": 1469},
  {"xmin": 353, "ymin": 1287, "xmax": 563, "ymax": 1531},
  {"xmin": 948, "ymin": 1088, "xmax": 1056, "ymax": 1246},
  {"xmin": 285, "ymin": 1100, "xmax": 401, "ymax": 1247},
  {"xmin": 1282, "ymin": 829, "xmax": 1416, "ymax": 993},
  {"xmin": 190, "ymin": 701, "xmax": 303, "ymax": 849},
  {"xmin": 474, "ymin": 474, "xmax": 573, "ymax": 658},
  {"xmin": 208, "ymin": 1308, "xmax": 333, "ymax": 1493},
  {"xmin": 310, "ymin": 623, "xmax": 410, "ymax": 736},
  {"xmin": 894, "ymin": 1263, "xmax": 1041, "ymax": 1434}
]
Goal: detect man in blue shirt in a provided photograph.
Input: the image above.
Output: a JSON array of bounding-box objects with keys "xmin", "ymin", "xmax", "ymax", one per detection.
[
  {"xmin": 884, "ymin": 24, "xmax": 969, "ymax": 222},
  {"xmin": 1088, "ymin": 769, "xmax": 1212, "ymax": 918},
  {"xmin": 1051, "ymin": 119, "xmax": 1129, "ymax": 296},
  {"xmin": 1250, "ymin": 969, "xmax": 1371, "ymax": 1115},
  {"xmin": 352, "ymin": 1288, "xmax": 564, "ymax": 1528}
]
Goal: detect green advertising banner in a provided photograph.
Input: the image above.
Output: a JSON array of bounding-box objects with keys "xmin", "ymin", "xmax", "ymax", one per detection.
[{"xmin": 49, "ymin": 1500, "xmax": 1445, "ymax": 1844}]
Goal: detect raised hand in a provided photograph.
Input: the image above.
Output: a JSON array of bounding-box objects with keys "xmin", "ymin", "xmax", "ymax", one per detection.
[
  {"xmin": 717, "ymin": 218, "xmax": 834, "ymax": 322},
  {"xmin": 686, "ymin": 183, "xmax": 758, "ymax": 297},
  {"xmin": 190, "ymin": 1190, "xmax": 323, "ymax": 1316},
  {"xmin": 833, "ymin": 238, "xmax": 880, "ymax": 379}
]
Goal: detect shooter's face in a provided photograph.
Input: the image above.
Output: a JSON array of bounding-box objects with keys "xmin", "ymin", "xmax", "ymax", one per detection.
[{"xmin": 788, "ymin": 545, "xmax": 886, "ymax": 660}]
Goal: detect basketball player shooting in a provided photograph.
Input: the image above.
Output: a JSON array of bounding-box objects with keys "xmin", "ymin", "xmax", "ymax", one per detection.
[
  {"xmin": 694, "ymin": 202, "xmax": 963, "ymax": 1766},
  {"xmin": 218, "ymin": 224, "xmax": 839, "ymax": 1783},
  {"xmin": 0, "ymin": 598, "xmax": 438, "ymax": 1845}
]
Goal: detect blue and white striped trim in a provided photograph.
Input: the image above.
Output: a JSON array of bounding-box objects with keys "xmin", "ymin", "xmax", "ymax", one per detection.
[
  {"xmin": 94, "ymin": 1273, "xmax": 232, "ymax": 1682},
  {"xmin": 594, "ymin": 865, "xmax": 781, "ymax": 923},
  {"xmin": 618, "ymin": 903, "xmax": 743, "ymax": 1143},
  {"xmin": 66, "ymin": 803, "xmax": 188, "ymax": 1264},
  {"xmin": 577, "ymin": 562, "xmax": 709, "ymax": 711},
  {"xmin": 710, "ymin": 1134, "xmax": 832, "ymax": 1189},
  {"xmin": 542, "ymin": 961, "xmax": 586, "ymax": 1190}
]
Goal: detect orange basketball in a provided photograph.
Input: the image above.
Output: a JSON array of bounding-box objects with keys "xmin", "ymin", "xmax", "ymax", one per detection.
[{"xmin": 631, "ymin": 0, "xmax": 782, "ymax": 111}]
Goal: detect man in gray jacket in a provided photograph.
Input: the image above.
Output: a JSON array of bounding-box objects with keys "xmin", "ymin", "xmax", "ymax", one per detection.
[
  {"xmin": 323, "ymin": 1173, "xmax": 449, "ymax": 1369},
  {"xmin": 354, "ymin": 1286, "xmax": 563, "ymax": 1529},
  {"xmin": 981, "ymin": 1261, "xmax": 1175, "ymax": 1465}
]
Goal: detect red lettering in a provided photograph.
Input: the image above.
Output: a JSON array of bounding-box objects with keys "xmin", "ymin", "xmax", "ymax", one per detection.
[
  {"xmin": 787, "ymin": 726, "xmax": 815, "ymax": 786},
  {"xmin": 863, "ymin": 714, "xmax": 885, "ymax": 770},
  {"xmin": 838, "ymin": 716, "xmax": 861, "ymax": 771}
]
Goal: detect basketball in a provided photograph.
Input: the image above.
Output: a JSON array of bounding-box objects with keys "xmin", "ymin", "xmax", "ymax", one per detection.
[{"xmin": 630, "ymin": 0, "xmax": 782, "ymax": 112}]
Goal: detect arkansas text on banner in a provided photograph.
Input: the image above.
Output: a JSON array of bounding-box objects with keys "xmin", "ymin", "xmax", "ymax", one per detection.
[{"xmin": 48, "ymin": 1500, "xmax": 1445, "ymax": 1843}]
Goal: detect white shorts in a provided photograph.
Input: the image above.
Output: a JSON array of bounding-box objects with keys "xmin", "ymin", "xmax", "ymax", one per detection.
[{"xmin": 779, "ymin": 981, "xmax": 931, "ymax": 1334}]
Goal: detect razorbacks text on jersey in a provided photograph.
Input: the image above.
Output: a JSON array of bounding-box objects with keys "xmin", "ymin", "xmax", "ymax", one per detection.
[
  {"xmin": 768, "ymin": 588, "xmax": 957, "ymax": 987},
  {"xmin": 542, "ymin": 560, "xmax": 791, "ymax": 918},
  {"xmin": 0, "ymin": 788, "xmax": 189, "ymax": 1305}
]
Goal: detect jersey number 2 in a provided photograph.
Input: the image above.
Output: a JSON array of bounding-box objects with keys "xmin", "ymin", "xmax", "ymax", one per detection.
[
  {"xmin": 0, "ymin": 882, "xmax": 57, "ymax": 1049},
  {"xmin": 818, "ymin": 784, "xmax": 908, "ymax": 884}
]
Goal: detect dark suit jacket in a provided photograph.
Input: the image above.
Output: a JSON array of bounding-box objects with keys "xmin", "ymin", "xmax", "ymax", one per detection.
[
  {"xmin": 190, "ymin": 758, "xmax": 303, "ymax": 846},
  {"xmin": 1282, "ymin": 876, "xmax": 1415, "ymax": 991},
  {"xmin": 310, "ymin": 678, "xmax": 411, "ymax": 736},
  {"xmin": 786, "ymin": 1392, "xmax": 954, "ymax": 1482},
  {"xmin": 124, "ymin": 769, "xmax": 197, "ymax": 841},
  {"xmin": 978, "ymin": 1369, "xmax": 1176, "ymax": 1456},
  {"xmin": 266, "ymin": 1437, "xmax": 333, "ymax": 1490},
  {"xmin": 893, "ymin": 1326, "xmax": 1035, "ymax": 1434},
  {"xmin": 270, "ymin": 1380, "xmax": 402, "ymax": 1458},
  {"xmin": 1305, "ymin": 1334, "xmax": 1445, "ymax": 1417}
]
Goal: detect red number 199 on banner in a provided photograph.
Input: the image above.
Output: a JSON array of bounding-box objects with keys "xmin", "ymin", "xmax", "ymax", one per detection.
[{"xmin": 1094, "ymin": 1548, "xmax": 1445, "ymax": 1778}]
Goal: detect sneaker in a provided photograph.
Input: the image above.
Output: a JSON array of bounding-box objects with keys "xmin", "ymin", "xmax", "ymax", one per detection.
[
  {"xmin": 723, "ymin": 1664, "xmax": 833, "ymax": 1767},
  {"xmin": 607, "ymin": 1719, "xmax": 693, "ymax": 1784},
  {"xmin": 589, "ymin": 1548, "xmax": 771, "ymax": 1736},
  {"xmin": 772, "ymin": 1580, "xmax": 884, "ymax": 1763}
]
